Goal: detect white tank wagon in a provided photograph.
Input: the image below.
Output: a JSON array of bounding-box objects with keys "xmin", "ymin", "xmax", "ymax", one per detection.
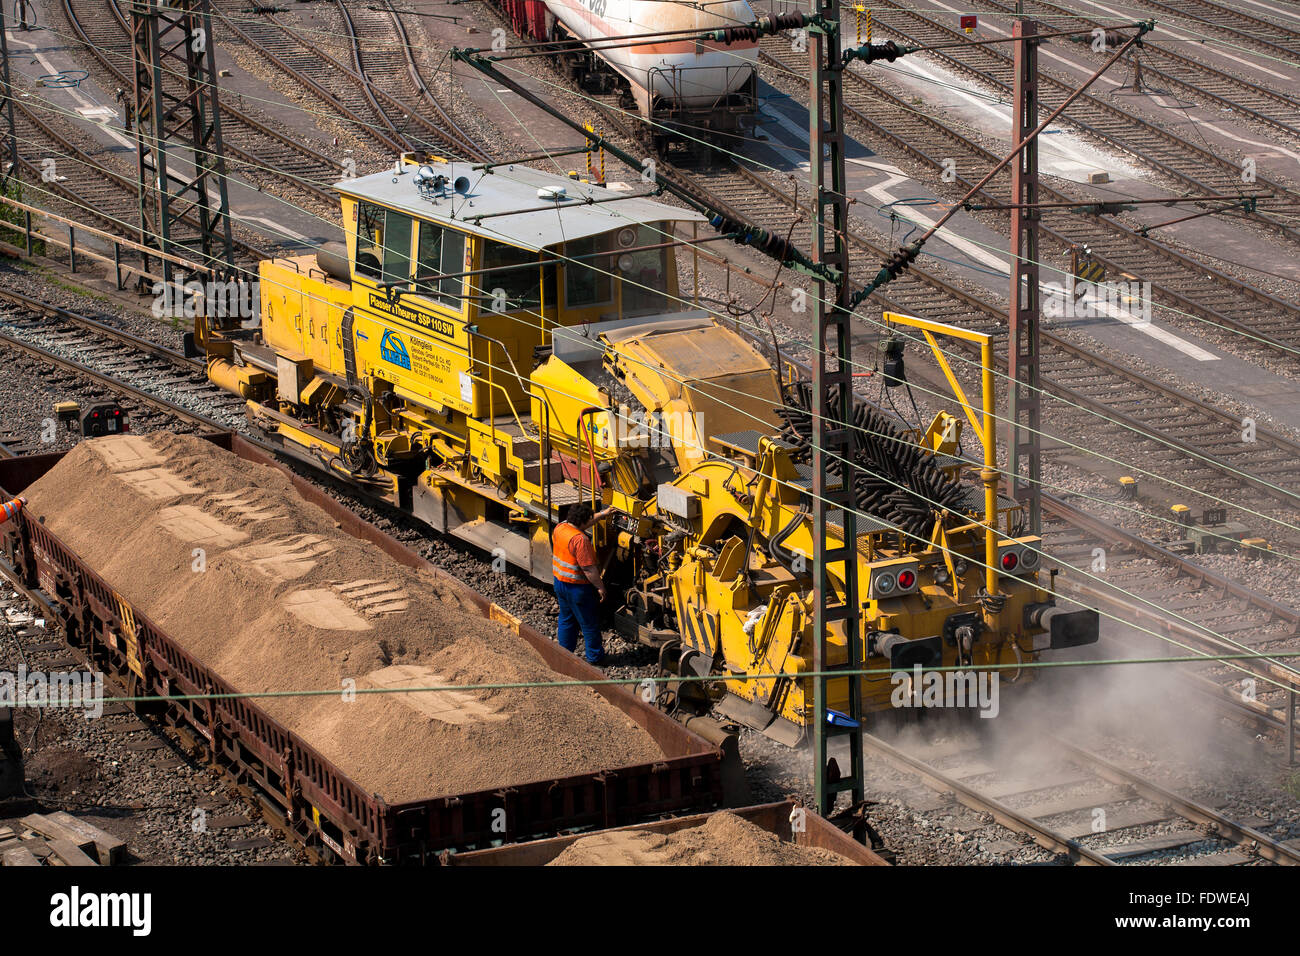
[{"xmin": 498, "ymin": 0, "xmax": 761, "ymax": 147}]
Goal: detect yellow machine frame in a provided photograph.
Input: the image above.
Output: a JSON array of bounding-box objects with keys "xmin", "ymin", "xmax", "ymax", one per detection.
[{"xmin": 199, "ymin": 157, "xmax": 1098, "ymax": 745}]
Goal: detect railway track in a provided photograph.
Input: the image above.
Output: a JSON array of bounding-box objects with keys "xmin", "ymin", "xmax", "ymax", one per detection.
[
  {"xmin": 460, "ymin": 6, "xmax": 1300, "ymax": 540},
  {"xmin": 14, "ymin": 275, "xmax": 1296, "ymax": 748},
  {"xmin": 335, "ymin": 0, "xmax": 488, "ymax": 162},
  {"xmin": 58, "ymin": 0, "xmax": 341, "ymax": 210},
  {"xmin": 856, "ymin": 0, "xmax": 1300, "ymax": 244},
  {"xmin": 212, "ymin": 1, "xmax": 479, "ymax": 161},
  {"xmin": 509, "ymin": 24, "xmax": 1300, "ymax": 535},
  {"xmin": 864, "ymin": 731, "xmax": 1300, "ymax": 865},
  {"xmin": 732, "ymin": 288, "xmax": 1300, "ymax": 753},
  {"xmin": 1123, "ymin": 0, "xmax": 1300, "ymax": 63},
  {"xmin": 757, "ymin": 38, "xmax": 1300, "ymax": 365},
  {"xmin": 466, "ymin": 9, "xmax": 1300, "ymax": 734},
  {"xmin": 205, "ymin": 0, "xmax": 1300, "ymax": 750},
  {"xmin": 7, "ymin": 96, "xmax": 270, "ymax": 266},
  {"xmin": 1042, "ymin": 493, "xmax": 1300, "ymax": 741},
  {"xmin": 671, "ymin": 160, "xmax": 1300, "ymax": 531},
  {"xmin": 0, "ymin": 289, "xmax": 244, "ymax": 437},
  {"xmin": 4, "ymin": 259, "xmax": 1298, "ymax": 865},
  {"xmin": 974, "ymin": 0, "xmax": 1300, "ymax": 142}
]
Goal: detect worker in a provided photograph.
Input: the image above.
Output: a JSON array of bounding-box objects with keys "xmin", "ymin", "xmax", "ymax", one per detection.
[
  {"xmin": 552, "ymin": 501, "xmax": 614, "ymax": 665},
  {"xmin": 0, "ymin": 497, "xmax": 25, "ymax": 525}
]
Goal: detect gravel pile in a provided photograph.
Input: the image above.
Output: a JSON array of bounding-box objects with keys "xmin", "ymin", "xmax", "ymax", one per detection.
[
  {"xmin": 23, "ymin": 432, "xmax": 664, "ymax": 803},
  {"xmin": 0, "ymin": 591, "xmax": 301, "ymax": 865},
  {"xmin": 548, "ymin": 810, "xmax": 856, "ymax": 865}
]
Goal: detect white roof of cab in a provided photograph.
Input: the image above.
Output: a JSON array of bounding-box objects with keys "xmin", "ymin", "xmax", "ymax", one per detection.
[{"xmin": 335, "ymin": 160, "xmax": 706, "ymax": 252}]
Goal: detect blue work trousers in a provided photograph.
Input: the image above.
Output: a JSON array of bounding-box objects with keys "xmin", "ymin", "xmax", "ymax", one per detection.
[{"xmin": 554, "ymin": 577, "xmax": 604, "ymax": 665}]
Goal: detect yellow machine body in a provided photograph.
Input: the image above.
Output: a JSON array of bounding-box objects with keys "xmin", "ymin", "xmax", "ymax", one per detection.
[{"xmin": 200, "ymin": 154, "xmax": 1096, "ymax": 744}]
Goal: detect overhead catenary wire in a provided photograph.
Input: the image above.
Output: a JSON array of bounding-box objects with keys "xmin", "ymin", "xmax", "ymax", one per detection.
[
  {"xmin": 8, "ymin": 100, "xmax": 1300, "ymax": 567},
  {"xmin": 8, "ymin": 160, "xmax": 1300, "ymax": 701},
  {"xmin": 23, "ymin": 651, "xmax": 1300, "ymax": 708},
  {"xmin": 10, "ymin": 84, "xmax": 1300, "ymax": 573},
  {"xmin": 10, "ymin": 7, "xmax": 1300, "ymax": 632},
  {"xmin": 7, "ymin": 0, "xmax": 1300, "ymax": 723},
  {"xmin": 23, "ymin": 5, "xmax": 1300, "ymax": 298}
]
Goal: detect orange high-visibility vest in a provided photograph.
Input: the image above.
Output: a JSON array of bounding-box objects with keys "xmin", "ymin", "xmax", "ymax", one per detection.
[
  {"xmin": 552, "ymin": 522, "xmax": 589, "ymax": 584},
  {"xmin": 0, "ymin": 498, "xmax": 22, "ymax": 525}
]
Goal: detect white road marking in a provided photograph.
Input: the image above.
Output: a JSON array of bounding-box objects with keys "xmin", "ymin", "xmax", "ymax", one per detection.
[
  {"xmin": 1055, "ymin": 0, "xmax": 1293, "ymax": 81},
  {"xmin": 866, "ymin": 176, "xmax": 1220, "ymax": 361},
  {"xmin": 873, "ymin": 55, "xmax": 1109, "ymax": 180},
  {"xmin": 865, "ymin": 173, "xmax": 1010, "ymax": 272},
  {"xmin": 846, "ymin": 156, "xmax": 905, "ymax": 175},
  {"xmin": 767, "ymin": 62, "xmax": 1212, "ymax": 360},
  {"xmin": 758, "ymin": 102, "xmax": 819, "ymax": 168},
  {"xmin": 1148, "ymin": 93, "xmax": 1300, "ymax": 168},
  {"xmin": 6, "ymin": 31, "xmax": 136, "ymax": 150}
]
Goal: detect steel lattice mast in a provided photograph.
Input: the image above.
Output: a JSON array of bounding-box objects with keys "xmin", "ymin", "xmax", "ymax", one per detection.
[
  {"xmin": 132, "ymin": 0, "xmax": 235, "ymax": 283},
  {"xmin": 809, "ymin": 0, "xmax": 865, "ymax": 819}
]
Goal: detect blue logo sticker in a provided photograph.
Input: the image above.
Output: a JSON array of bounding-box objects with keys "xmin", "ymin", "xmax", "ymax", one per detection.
[{"xmin": 379, "ymin": 329, "xmax": 411, "ymax": 370}]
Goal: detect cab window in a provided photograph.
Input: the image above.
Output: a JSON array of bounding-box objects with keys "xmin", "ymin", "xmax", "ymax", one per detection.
[
  {"xmin": 355, "ymin": 202, "xmax": 414, "ymax": 286},
  {"xmin": 619, "ymin": 223, "xmax": 668, "ymax": 313},
  {"xmin": 355, "ymin": 202, "xmax": 385, "ymax": 279},
  {"xmin": 383, "ymin": 213, "xmax": 414, "ymax": 286},
  {"xmin": 479, "ymin": 241, "xmax": 539, "ymax": 312},
  {"xmin": 564, "ymin": 234, "xmax": 613, "ymax": 309},
  {"xmin": 416, "ymin": 222, "xmax": 466, "ymax": 308}
]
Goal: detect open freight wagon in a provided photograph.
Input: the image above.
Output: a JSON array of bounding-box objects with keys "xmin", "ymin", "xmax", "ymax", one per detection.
[
  {"xmin": 0, "ymin": 433, "xmax": 733, "ymax": 864},
  {"xmin": 444, "ymin": 801, "xmax": 891, "ymax": 865}
]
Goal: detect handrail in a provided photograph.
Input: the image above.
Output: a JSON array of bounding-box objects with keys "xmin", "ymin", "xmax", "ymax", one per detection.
[{"xmin": 576, "ymin": 407, "xmax": 604, "ymax": 507}]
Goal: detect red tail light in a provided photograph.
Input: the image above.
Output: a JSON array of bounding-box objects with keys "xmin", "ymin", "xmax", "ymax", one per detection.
[
  {"xmin": 898, "ymin": 570, "xmax": 916, "ymax": 589},
  {"xmin": 1001, "ymin": 552, "xmax": 1019, "ymax": 571}
]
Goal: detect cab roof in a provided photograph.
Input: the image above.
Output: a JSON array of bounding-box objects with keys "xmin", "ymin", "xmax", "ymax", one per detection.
[{"xmin": 336, "ymin": 160, "xmax": 706, "ymax": 252}]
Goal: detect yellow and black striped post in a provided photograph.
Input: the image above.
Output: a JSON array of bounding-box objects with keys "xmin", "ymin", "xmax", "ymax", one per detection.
[
  {"xmin": 854, "ymin": 5, "xmax": 871, "ymax": 45},
  {"xmin": 584, "ymin": 123, "xmax": 607, "ymax": 184}
]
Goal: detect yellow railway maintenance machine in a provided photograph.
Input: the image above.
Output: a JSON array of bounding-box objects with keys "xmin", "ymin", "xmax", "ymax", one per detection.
[{"xmin": 197, "ymin": 154, "xmax": 1098, "ymax": 745}]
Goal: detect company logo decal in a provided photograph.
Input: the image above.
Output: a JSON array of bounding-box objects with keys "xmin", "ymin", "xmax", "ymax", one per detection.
[{"xmin": 380, "ymin": 329, "xmax": 412, "ymax": 370}]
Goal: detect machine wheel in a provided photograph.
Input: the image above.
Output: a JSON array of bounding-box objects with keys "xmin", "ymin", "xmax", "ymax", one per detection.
[
  {"xmin": 658, "ymin": 639, "xmax": 683, "ymax": 674},
  {"xmin": 675, "ymin": 648, "xmax": 712, "ymax": 713}
]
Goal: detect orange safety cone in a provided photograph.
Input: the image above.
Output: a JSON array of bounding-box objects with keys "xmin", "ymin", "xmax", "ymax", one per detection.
[{"xmin": 0, "ymin": 497, "xmax": 26, "ymax": 525}]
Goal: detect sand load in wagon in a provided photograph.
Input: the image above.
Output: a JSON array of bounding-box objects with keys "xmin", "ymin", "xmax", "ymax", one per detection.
[{"xmin": 20, "ymin": 433, "xmax": 666, "ymax": 803}]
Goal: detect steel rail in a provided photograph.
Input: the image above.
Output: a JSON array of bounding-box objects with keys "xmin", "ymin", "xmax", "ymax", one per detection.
[
  {"xmin": 1051, "ymin": 734, "xmax": 1300, "ymax": 865},
  {"xmin": 722, "ymin": 161, "xmax": 1300, "ymax": 510},
  {"xmin": 0, "ymin": 286, "xmax": 203, "ymax": 369},
  {"xmin": 1124, "ymin": 0, "xmax": 1300, "ymax": 64},
  {"xmin": 211, "ymin": 5, "xmax": 408, "ymax": 155},
  {"xmin": 978, "ymin": 0, "xmax": 1300, "ymax": 138},
  {"xmin": 757, "ymin": 43, "xmax": 1300, "ymax": 361},
  {"xmin": 382, "ymin": 0, "xmax": 488, "ymax": 162},
  {"xmin": 0, "ymin": 328, "xmax": 227, "ymax": 433},
  {"xmin": 65, "ymin": 0, "xmax": 341, "ymax": 205},
  {"xmin": 333, "ymin": 0, "xmax": 418, "ymax": 151},
  {"xmin": 860, "ymin": 731, "xmax": 1117, "ymax": 864},
  {"xmin": 9, "ymin": 99, "xmax": 272, "ymax": 263},
  {"xmin": 863, "ymin": 0, "xmax": 1300, "ymax": 243}
]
